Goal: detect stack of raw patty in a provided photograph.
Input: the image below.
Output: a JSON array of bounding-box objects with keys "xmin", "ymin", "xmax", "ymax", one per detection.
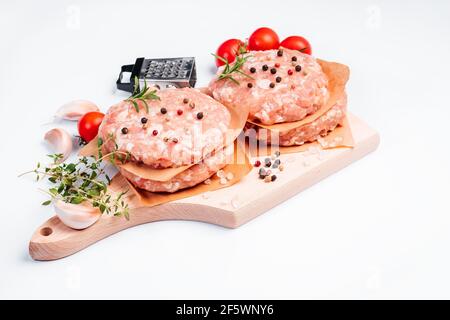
[
  {"xmin": 208, "ymin": 48, "xmax": 347, "ymax": 146},
  {"xmin": 98, "ymin": 88, "xmax": 232, "ymax": 193}
]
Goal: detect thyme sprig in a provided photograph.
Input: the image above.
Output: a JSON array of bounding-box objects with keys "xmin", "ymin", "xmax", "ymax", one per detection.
[
  {"xmin": 126, "ymin": 76, "xmax": 160, "ymax": 113},
  {"xmin": 213, "ymin": 52, "xmax": 254, "ymax": 85},
  {"xmin": 19, "ymin": 137, "xmax": 131, "ymax": 220}
]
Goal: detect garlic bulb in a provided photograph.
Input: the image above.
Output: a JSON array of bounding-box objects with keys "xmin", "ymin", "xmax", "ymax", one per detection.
[
  {"xmin": 44, "ymin": 128, "xmax": 73, "ymax": 163},
  {"xmin": 55, "ymin": 100, "xmax": 99, "ymax": 121},
  {"xmin": 54, "ymin": 200, "xmax": 101, "ymax": 230}
]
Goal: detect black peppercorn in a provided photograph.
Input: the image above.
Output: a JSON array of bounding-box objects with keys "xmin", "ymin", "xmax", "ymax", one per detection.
[
  {"xmin": 269, "ymin": 82, "xmax": 275, "ymax": 88},
  {"xmin": 250, "ymin": 67, "xmax": 256, "ymax": 73},
  {"xmin": 121, "ymin": 127, "xmax": 128, "ymax": 134},
  {"xmin": 183, "ymin": 98, "xmax": 189, "ymax": 104},
  {"xmin": 196, "ymin": 112, "xmax": 204, "ymax": 120},
  {"xmin": 160, "ymin": 107, "xmax": 167, "ymax": 114},
  {"xmin": 292, "ymin": 56, "xmax": 297, "ymax": 62},
  {"xmin": 141, "ymin": 117, "xmax": 148, "ymax": 124},
  {"xmin": 270, "ymin": 68, "xmax": 277, "ymax": 74},
  {"xmin": 247, "ymin": 83, "xmax": 253, "ymax": 88},
  {"xmin": 275, "ymin": 76, "xmax": 282, "ymax": 83},
  {"xmin": 262, "ymin": 65, "xmax": 269, "ymax": 71},
  {"xmin": 265, "ymin": 161, "xmax": 272, "ymax": 167},
  {"xmin": 295, "ymin": 65, "xmax": 302, "ymax": 72},
  {"xmin": 271, "ymin": 175, "xmax": 277, "ymax": 182},
  {"xmin": 277, "ymin": 49, "xmax": 283, "ymax": 57}
]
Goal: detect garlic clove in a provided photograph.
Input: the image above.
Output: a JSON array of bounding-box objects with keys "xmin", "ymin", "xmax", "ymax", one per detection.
[
  {"xmin": 54, "ymin": 200, "xmax": 101, "ymax": 230},
  {"xmin": 44, "ymin": 128, "xmax": 73, "ymax": 163},
  {"xmin": 55, "ymin": 100, "xmax": 99, "ymax": 121}
]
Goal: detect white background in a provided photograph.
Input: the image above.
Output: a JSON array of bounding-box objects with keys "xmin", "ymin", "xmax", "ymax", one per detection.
[{"xmin": 1, "ymin": 0, "xmax": 449, "ymax": 299}]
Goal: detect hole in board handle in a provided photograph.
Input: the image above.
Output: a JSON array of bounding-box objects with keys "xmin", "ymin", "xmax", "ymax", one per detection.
[{"xmin": 40, "ymin": 227, "xmax": 53, "ymax": 236}]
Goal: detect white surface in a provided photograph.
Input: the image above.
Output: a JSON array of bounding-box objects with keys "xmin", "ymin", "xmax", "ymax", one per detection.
[{"xmin": 1, "ymin": 0, "xmax": 449, "ymax": 299}]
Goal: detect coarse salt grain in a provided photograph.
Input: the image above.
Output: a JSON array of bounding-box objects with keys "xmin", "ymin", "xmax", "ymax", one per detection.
[
  {"xmin": 230, "ymin": 196, "xmax": 240, "ymax": 209},
  {"xmin": 202, "ymin": 192, "xmax": 211, "ymax": 199},
  {"xmin": 204, "ymin": 178, "xmax": 212, "ymax": 185},
  {"xmin": 216, "ymin": 170, "xmax": 225, "ymax": 178},
  {"xmin": 226, "ymin": 172, "xmax": 234, "ymax": 180},
  {"xmin": 219, "ymin": 177, "xmax": 228, "ymax": 185}
]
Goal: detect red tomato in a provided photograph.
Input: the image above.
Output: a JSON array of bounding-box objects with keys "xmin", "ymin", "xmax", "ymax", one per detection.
[
  {"xmin": 248, "ymin": 27, "xmax": 280, "ymax": 51},
  {"xmin": 280, "ymin": 36, "xmax": 312, "ymax": 55},
  {"xmin": 215, "ymin": 39, "xmax": 245, "ymax": 67},
  {"xmin": 78, "ymin": 111, "xmax": 105, "ymax": 143}
]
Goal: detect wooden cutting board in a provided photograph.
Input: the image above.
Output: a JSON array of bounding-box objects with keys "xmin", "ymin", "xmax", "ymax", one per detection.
[{"xmin": 29, "ymin": 113, "xmax": 379, "ymax": 261}]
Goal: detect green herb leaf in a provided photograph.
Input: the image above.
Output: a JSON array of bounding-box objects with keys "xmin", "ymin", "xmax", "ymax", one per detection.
[
  {"xmin": 42, "ymin": 200, "xmax": 52, "ymax": 206},
  {"xmin": 213, "ymin": 52, "xmax": 254, "ymax": 85}
]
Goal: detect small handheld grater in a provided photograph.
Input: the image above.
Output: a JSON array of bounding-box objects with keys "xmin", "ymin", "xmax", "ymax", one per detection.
[{"xmin": 116, "ymin": 57, "xmax": 197, "ymax": 93}]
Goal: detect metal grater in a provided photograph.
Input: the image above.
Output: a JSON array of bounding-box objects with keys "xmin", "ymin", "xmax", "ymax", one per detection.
[{"xmin": 116, "ymin": 57, "xmax": 197, "ymax": 93}]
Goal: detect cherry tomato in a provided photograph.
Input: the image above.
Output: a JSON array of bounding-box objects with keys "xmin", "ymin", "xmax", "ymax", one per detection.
[
  {"xmin": 280, "ymin": 36, "xmax": 312, "ymax": 55},
  {"xmin": 78, "ymin": 111, "xmax": 105, "ymax": 143},
  {"xmin": 215, "ymin": 39, "xmax": 245, "ymax": 67},
  {"xmin": 248, "ymin": 27, "xmax": 280, "ymax": 51}
]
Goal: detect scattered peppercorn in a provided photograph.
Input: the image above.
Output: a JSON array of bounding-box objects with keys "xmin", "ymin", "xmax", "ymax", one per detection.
[
  {"xmin": 270, "ymin": 68, "xmax": 277, "ymax": 74},
  {"xmin": 264, "ymin": 176, "xmax": 271, "ymax": 183},
  {"xmin": 269, "ymin": 82, "xmax": 275, "ymax": 88},
  {"xmin": 247, "ymin": 83, "xmax": 253, "ymax": 88},
  {"xmin": 277, "ymin": 49, "xmax": 283, "ymax": 57},
  {"xmin": 275, "ymin": 151, "xmax": 281, "ymax": 157},
  {"xmin": 141, "ymin": 117, "xmax": 148, "ymax": 124},
  {"xmin": 295, "ymin": 65, "xmax": 302, "ymax": 72},
  {"xmin": 292, "ymin": 56, "xmax": 297, "ymax": 62},
  {"xmin": 265, "ymin": 161, "xmax": 272, "ymax": 167},
  {"xmin": 274, "ymin": 63, "xmax": 280, "ymax": 68},
  {"xmin": 152, "ymin": 130, "xmax": 158, "ymax": 136},
  {"xmin": 189, "ymin": 102, "xmax": 195, "ymax": 109},
  {"xmin": 274, "ymin": 159, "xmax": 281, "ymax": 165},
  {"xmin": 262, "ymin": 64, "xmax": 269, "ymax": 71},
  {"xmin": 121, "ymin": 127, "xmax": 128, "ymax": 134},
  {"xmin": 254, "ymin": 160, "xmax": 261, "ymax": 167},
  {"xmin": 288, "ymin": 69, "xmax": 293, "ymax": 76},
  {"xmin": 163, "ymin": 137, "xmax": 169, "ymax": 142},
  {"xmin": 271, "ymin": 175, "xmax": 277, "ymax": 182},
  {"xmin": 250, "ymin": 67, "xmax": 256, "ymax": 73},
  {"xmin": 172, "ymin": 138, "xmax": 178, "ymax": 143},
  {"xmin": 291, "ymin": 84, "xmax": 296, "ymax": 89},
  {"xmin": 160, "ymin": 107, "xmax": 167, "ymax": 114},
  {"xmin": 276, "ymin": 76, "xmax": 282, "ymax": 83},
  {"xmin": 258, "ymin": 168, "xmax": 266, "ymax": 179},
  {"xmin": 264, "ymin": 158, "xmax": 271, "ymax": 163},
  {"xmin": 196, "ymin": 112, "xmax": 204, "ymax": 120},
  {"xmin": 183, "ymin": 98, "xmax": 189, "ymax": 104},
  {"xmin": 177, "ymin": 109, "xmax": 183, "ymax": 116}
]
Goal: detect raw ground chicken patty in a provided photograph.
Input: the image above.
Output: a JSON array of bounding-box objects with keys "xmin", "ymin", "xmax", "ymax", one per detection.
[
  {"xmin": 120, "ymin": 145, "xmax": 231, "ymax": 193},
  {"xmin": 209, "ymin": 48, "xmax": 328, "ymax": 125},
  {"xmin": 99, "ymin": 88, "xmax": 231, "ymax": 168},
  {"xmin": 246, "ymin": 92, "xmax": 347, "ymax": 146}
]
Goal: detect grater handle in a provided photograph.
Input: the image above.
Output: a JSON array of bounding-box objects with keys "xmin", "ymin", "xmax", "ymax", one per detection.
[{"xmin": 116, "ymin": 64, "xmax": 135, "ymax": 92}]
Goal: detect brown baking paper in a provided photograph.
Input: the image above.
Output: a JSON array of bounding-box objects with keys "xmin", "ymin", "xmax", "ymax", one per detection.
[
  {"xmin": 246, "ymin": 59, "xmax": 350, "ymax": 132},
  {"xmin": 247, "ymin": 115, "xmax": 354, "ymax": 157},
  {"xmin": 79, "ymin": 95, "xmax": 250, "ymax": 182},
  {"xmin": 125, "ymin": 141, "xmax": 252, "ymax": 207}
]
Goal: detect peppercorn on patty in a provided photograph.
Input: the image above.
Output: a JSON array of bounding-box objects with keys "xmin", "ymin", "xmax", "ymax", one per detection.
[
  {"xmin": 208, "ymin": 48, "xmax": 328, "ymax": 125},
  {"xmin": 120, "ymin": 145, "xmax": 231, "ymax": 193},
  {"xmin": 98, "ymin": 88, "xmax": 231, "ymax": 168}
]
